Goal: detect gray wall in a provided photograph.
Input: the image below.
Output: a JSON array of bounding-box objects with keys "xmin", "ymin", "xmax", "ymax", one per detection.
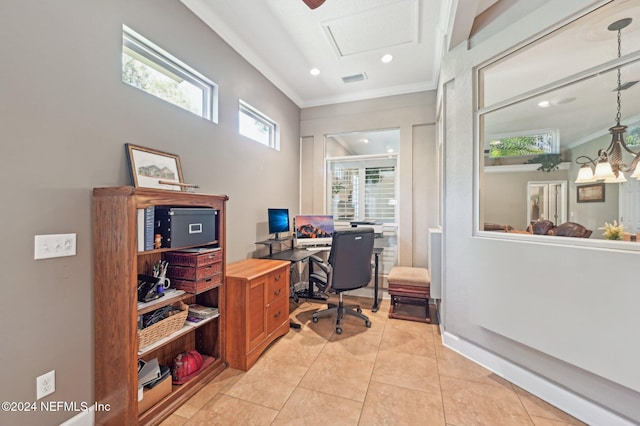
[
  {"xmin": 440, "ymin": 0, "xmax": 640, "ymax": 422},
  {"xmin": 484, "ymin": 168, "xmax": 569, "ymax": 230},
  {"xmin": 300, "ymin": 92, "xmax": 438, "ymax": 267},
  {"xmin": 0, "ymin": 1, "xmax": 299, "ymax": 424}
]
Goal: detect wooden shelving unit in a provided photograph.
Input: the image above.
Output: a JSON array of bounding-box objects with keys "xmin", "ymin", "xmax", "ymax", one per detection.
[{"xmin": 93, "ymin": 186, "xmax": 228, "ymax": 425}]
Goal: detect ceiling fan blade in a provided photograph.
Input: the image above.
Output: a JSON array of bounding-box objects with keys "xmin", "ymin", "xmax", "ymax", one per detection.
[{"xmin": 303, "ymin": 0, "xmax": 326, "ymax": 9}]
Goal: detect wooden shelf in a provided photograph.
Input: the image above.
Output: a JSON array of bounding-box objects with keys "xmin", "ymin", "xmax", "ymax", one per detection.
[
  {"xmin": 137, "ymin": 289, "xmax": 187, "ymax": 315},
  {"xmin": 137, "ymin": 241, "xmax": 219, "ymax": 255},
  {"xmin": 484, "ymin": 162, "xmax": 571, "ymax": 173},
  {"xmin": 138, "ymin": 314, "xmax": 220, "ymax": 356},
  {"xmin": 93, "ymin": 186, "xmax": 228, "ymax": 426}
]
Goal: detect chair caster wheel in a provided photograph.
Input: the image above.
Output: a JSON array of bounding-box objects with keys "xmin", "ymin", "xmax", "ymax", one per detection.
[
  {"xmin": 312, "ymin": 316, "xmax": 318, "ymax": 323},
  {"xmin": 356, "ymin": 307, "xmax": 362, "ymax": 313},
  {"xmin": 365, "ymin": 321, "xmax": 371, "ymax": 328},
  {"xmin": 336, "ymin": 327, "xmax": 342, "ymax": 334}
]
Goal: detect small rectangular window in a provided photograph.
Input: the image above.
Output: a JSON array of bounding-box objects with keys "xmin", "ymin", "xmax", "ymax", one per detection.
[
  {"xmin": 486, "ymin": 129, "xmax": 559, "ymax": 158},
  {"xmin": 239, "ymin": 100, "xmax": 279, "ymax": 150},
  {"xmin": 122, "ymin": 25, "xmax": 218, "ymax": 122}
]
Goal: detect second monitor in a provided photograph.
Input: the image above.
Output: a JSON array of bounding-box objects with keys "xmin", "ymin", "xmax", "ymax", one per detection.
[
  {"xmin": 268, "ymin": 208, "xmax": 290, "ymax": 240},
  {"xmin": 294, "ymin": 214, "xmax": 334, "ymax": 247}
]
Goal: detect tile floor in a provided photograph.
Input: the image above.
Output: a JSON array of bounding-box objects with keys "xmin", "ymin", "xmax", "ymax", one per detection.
[{"xmin": 159, "ymin": 296, "xmax": 585, "ymax": 426}]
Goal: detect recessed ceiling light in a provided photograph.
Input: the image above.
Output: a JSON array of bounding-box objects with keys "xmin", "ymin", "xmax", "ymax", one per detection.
[
  {"xmin": 381, "ymin": 54, "xmax": 393, "ymax": 63},
  {"xmin": 310, "ymin": 68, "xmax": 320, "ymax": 76},
  {"xmin": 538, "ymin": 100, "xmax": 551, "ymax": 108},
  {"xmin": 361, "ymin": 139, "xmax": 369, "ymax": 144}
]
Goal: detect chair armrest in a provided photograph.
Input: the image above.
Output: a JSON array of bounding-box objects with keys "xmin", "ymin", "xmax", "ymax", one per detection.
[{"xmin": 311, "ymin": 258, "xmax": 331, "ymax": 275}]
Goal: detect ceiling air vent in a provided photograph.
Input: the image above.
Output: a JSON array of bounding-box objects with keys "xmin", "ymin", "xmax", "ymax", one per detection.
[{"xmin": 342, "ymin": 73, "xmax": 367, "ymax": 84}]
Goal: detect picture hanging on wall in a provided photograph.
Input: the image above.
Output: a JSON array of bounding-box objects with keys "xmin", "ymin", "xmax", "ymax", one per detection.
[
  {"xmin": 576, "ymin": 183, "xmax": 605, "ymax": 203},
  {"xmin": 125, "ymin": 144, "xmax": 185, "ymax": 191}
]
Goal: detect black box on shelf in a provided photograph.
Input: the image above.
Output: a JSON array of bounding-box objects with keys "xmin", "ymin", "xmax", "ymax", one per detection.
[{"xmin": 155, "ymin": 207, "xmax": 217, "ymax": 248}]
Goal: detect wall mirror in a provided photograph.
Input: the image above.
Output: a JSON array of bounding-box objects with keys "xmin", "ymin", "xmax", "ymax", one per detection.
[{"xmin": 479, "ymin": 0, "xmax": 640, "ymax": 242}]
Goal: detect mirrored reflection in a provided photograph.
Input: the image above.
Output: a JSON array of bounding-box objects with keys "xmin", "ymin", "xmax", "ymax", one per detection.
[
  {"xmin": 480, "ymin": 0, "xmax": 640, "ymax": 107},
  {"xmin": 481, "ymin": 56, "xmax": 640, "ymax": 239}
]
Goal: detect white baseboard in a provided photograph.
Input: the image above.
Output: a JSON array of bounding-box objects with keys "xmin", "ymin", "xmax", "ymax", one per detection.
[
  {"xmin": 442, "ymin": 331, "xmax": 635, "ymax": 426},
  {"xmin": 59, "ymin": 405, "xmax": 93, "ymax": 426}
]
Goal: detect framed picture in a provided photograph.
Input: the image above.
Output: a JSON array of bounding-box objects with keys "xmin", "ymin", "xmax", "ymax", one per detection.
[
  {"xmin": 125, "ymin": 144, "xmax": 184, "ymax": 191},
  {"xmin": 577, "ymin": 183, "xmax": 605, "ymax": 203}
]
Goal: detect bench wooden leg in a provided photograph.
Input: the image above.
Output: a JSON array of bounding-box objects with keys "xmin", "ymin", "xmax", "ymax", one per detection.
[{"xmin": 388, "ymin": 293, "xmax": 431, "ymax": 323}]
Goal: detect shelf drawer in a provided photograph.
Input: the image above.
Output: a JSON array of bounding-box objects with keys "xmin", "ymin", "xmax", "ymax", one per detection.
[
  {"xmin": 164, "ymin": 249, "xmax": 223, "ymax": 267},
  {"xmin": 266, "ymin": 295, "xmax": 288, "ymax": 335},
  {"xmin": 266, "ymin": 268, "xmax": 287, "ymax": 304},
  {"xmin": 167, "ymin": 261, "xmax": 222, "ymax": 281},
  {"xmin": 172, "ymin": 274, "xmax": 222, "ymax": 294}
]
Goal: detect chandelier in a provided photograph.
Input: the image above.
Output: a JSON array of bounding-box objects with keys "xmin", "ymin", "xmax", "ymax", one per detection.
[{"xmin": 575, "ymin": 18, "xmax": 640, "ymax": 184}]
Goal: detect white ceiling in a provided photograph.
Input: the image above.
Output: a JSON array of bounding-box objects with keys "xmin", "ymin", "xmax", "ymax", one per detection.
[
  {"xmin": 179, "ymin": 0, "xmax": 640, "ymax": 155},
  {"xmin": 181, "ymin": 0, "xmax": 499, "ymax": 108}
]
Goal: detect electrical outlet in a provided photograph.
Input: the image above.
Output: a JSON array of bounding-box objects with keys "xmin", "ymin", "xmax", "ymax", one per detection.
[
  {"xmin": 34, "ymin": 233, "xmax": 77, "ymax": 260},
  {"xmin": 36, "ymin": 370, "xmax": 55, "ymax": 399}
]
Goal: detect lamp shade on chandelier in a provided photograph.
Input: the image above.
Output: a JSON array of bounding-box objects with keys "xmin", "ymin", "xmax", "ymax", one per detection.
[{"xmin": 575, "ymin": 18, "xmax": 640, "ymax": 184}]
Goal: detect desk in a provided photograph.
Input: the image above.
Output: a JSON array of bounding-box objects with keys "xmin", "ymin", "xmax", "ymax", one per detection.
[
  {"xmin": 262, "ymin": 248, "xmax": 326, "ymax": 301},
  {"xmin": 258, "ymin": 244, "xmax": 383, "ymax": 312},
  {"xmin": 371, "ymin": 247, "xmax": 383, "ymax": 312}
]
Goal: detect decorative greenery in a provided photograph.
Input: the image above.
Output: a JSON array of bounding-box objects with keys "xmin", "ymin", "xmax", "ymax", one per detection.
[
  {"xmin": 527, "ymin": 154, "xmax": 563, "ymax": 173},
  {"xmin": 122, "ymin": 53, "xmax": 197, "ymax": 114},
  {"xmin": 332, "ymin": 183, "xmax": 344, "ymax": 195},
  {"xmin": 600, "ymin": 220, "xmax": 624, "ymax": 240},
  {"xmin": 626, "ymin": 125, "xmax": 640, "ymax": 146}
]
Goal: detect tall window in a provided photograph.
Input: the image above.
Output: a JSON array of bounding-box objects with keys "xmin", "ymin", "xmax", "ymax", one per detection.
[
  {"xmin": 121, "ymin": 25, "xmax": 218, "ymax": 122},
  {"xmin": 328, "ymin": 157, "xmax": 397, "ymax": 224},
  {"xmin": 239, "ymin": 100, "xmax": 279, "ymax": 150}
]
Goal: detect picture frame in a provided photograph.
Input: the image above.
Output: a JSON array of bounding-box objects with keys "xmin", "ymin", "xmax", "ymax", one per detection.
[
  {"xmin": 125, "ymin": 144, "xmax": 185, "ymax": 191},
  {"xmin": 577, "ymin": 183, "xmax": 605, "ymax": 203}
]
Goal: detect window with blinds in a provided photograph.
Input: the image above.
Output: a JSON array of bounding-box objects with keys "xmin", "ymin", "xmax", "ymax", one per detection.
[
  {"xmin": 364, "ymin": 166, "xmax": 396, "ymax": 222},
  {"xmin": 328, "ymin": 157, "xmax": 397, "ymax": 224}
]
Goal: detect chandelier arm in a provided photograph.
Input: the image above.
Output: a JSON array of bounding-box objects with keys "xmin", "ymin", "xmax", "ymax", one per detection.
[
  {"xmin": 627, "ymin": 154, "xmax": 640, "ymax": 172},
  {"xmin": 575, "ymin": 155, "xmax": 599, "ymax": 167},
  {"xmin": 620, "ymin": 142, "xmax": 640, "ymax": 157}
]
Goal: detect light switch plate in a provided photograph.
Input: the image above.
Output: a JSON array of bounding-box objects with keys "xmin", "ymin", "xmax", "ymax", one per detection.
[{"xmin": 34, "ymin": 234, "xmax": 77, "ymax": 260}]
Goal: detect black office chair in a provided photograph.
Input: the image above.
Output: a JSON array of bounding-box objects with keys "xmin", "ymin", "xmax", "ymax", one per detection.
[{"xmin": 310, "ymin": 227, "xmax": 375, "ymax": 334}]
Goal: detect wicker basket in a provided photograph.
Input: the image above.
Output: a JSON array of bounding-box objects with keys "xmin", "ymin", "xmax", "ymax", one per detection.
[{"xmin": 138, "ymin": 302, "xmax": 188, "ymax": 351}]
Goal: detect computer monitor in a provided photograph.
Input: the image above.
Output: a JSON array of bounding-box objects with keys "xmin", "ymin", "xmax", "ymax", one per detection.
[
  {"xmin": 268, "ymin": 208, "xmax": 290, "ymax": 240},
  {"xmin": 294, "ymin": 214, "xmax": 334, "ymax": 247}
]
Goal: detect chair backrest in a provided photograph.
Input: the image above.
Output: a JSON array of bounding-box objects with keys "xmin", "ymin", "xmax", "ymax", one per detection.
[{"xmin": 327, "ymin": 227, "xmax": 375, "ymax": 292}]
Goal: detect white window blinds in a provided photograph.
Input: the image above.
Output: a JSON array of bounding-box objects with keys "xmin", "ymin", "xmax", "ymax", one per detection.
[{"xmin": 328, "ymin": 157, "xmax": 397, "ymax": 224}]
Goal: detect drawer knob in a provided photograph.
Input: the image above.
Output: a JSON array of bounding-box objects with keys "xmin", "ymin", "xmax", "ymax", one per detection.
[
  {"xmin": 274, "ymin": 274, "xmax": 281, "ymax": 281},
  {"xmin": 273, "ymin": 288, "xmax": 281, "ymax": 296},
  {"xmin": 274, "ymin": 310, "xmax": 281, "ymax": 319}
]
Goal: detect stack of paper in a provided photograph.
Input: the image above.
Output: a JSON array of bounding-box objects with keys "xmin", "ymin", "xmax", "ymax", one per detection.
[{"xmin": 138, "ymin": 358, "xmax": 160, "ymax": 387}]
